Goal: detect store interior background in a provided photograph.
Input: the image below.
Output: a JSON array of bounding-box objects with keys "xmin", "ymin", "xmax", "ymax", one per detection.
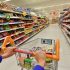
[
  {"xmin": 0, "ymin": 0, "xmax": 70, "ymax": 70},
  {"xmin": 0, "ymin": 0, "xmax": 70, "ymax": 18}
]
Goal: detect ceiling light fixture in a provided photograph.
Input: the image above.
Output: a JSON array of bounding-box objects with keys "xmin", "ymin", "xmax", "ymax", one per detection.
[
  {"xmin": 3, "ymin": 0, "xmax": 11, "ymax": 2},
  {"xmin": 5, "ymin": 0, "xmax": 11, "ymax": 1}
]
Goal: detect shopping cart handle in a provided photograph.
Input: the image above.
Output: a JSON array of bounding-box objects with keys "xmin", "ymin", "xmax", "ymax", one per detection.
[
  {"xmin": 14, "ymin": 49, "xmax": 52, "ymax": 55},
  {"xmin": 14, "ymin": 49, "xmax": 33, "ymax": 55},
  {"xmin": 1, "ymin": 36, "xmax": 60, "ymax": 61},
  {"xmin": 14, "ymin": 39, "xmax": 60, "ymax": 61}
]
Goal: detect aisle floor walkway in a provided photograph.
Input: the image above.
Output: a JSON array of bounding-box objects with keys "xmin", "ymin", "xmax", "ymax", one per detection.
[{"xmin": 0, "ymin": 24, "xmax": 70, "ymax": 70}]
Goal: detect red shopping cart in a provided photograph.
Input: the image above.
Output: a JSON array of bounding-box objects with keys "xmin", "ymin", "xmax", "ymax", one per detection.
[
  {"xmin": 15, "ymin": 38, "xmax": 60, "ymax": 70},
  {"xmin": 1, "ymin": 36, "xmax": 60, "ymax": 70}
]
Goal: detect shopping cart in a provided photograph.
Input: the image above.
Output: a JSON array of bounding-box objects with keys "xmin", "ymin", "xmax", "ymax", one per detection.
[{"xmin": 15, "ymin": 38, "xmax": 59, "ymax": 70}]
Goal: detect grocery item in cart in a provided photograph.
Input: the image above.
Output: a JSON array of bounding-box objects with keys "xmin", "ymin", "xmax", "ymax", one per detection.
[{"xmin": 24, "ymin": 54, "xmax": 33, "ymax": 69}]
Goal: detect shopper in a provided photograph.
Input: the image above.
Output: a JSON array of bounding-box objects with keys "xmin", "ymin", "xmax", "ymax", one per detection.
[
  {"xmin": 33, "ymin": 51, "xmax": 46, "ymax": 70},
  {"xmin": 0, "ymin": 47, "xmax": 16, "ymax": 62},
  {"xmin": 0, "ymin": 48, "xmax": 45, "ymax": 70}
]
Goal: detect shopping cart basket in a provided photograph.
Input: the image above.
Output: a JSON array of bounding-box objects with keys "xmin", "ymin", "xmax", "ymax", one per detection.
[{"xmin": 15, "ymin": 38, "xmax": 59, "ymax": 70}]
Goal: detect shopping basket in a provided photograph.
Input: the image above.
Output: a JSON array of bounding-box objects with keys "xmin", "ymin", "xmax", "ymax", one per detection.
[{"xmin": 15, "ymin": 38, "xmax": 59, "ymax": 70}]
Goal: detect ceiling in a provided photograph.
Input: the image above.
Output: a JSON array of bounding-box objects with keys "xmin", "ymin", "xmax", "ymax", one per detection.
[{"xmin": 0, "ymin": 0, "xmax": 70, "ymax": 15}]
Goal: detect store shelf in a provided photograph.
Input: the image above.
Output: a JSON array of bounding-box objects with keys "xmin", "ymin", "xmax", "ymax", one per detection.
[
  {"xmin": 0, "ymin": 22, "xmax": 24, "ymax": 25},
  {"xmin": 16, "ymin": 24, "xmax": 46, "ymax": 46},
  {"xmin": 0, "ymin": 9, "xmax": 23, "ymax": 15},
  {"xmin": 0, "ymin": 27, "xmax": 24, "ymax": 33},
  {"xmin": 8, "ymin": 22, "xmax": 24, "ymax": 24},
  {"xmin": 62, "ymin": 27, "xmax": 70, "ymax": 35},
  {"xmin": 7, "ymin": 29, "xmax": 39, "ymax": 46},
  {"xmin": 16, "ymin": 24, "xmax": 47, "ymax": 47},
  {"xmin": 0, "ymin": 6, "xmax": 48, "ymax": 48},
  {"xmin": 16, "ymin": 37, "xmax": 28, "ymax": 47},
  {"xmin": 14, "ymin": 35, "xmax": 25, "ymax": 41},
  {"xmin": 23, "ymin": 19, "xmax": 33, "ymax": 21},
  {"xmin": 0, "ymin": 31, "xmax": 24, "ymax": 41},
  {"xmin": 25, "ymin": 23, "xmax": 33, "ymax": 25},
  {"xmin": 63, "ymin": 14, "xmax": 70, "ymax": 19},
  {"xmin": 0, "ymin": 16, "xmax": 33, "ymax": 20},
  {"xmin": 11, "ymin": 31, "xmax": 24, "ymax": 36},
  {"xmin": 62, "ymin": 11, "xmax": 70, "ymax": 17},
  {"xmin": 63, "ymin": 20, "xmax": 70, "ymax": 22},
  {"xmin": 0, "ymin": 23, "xmax": 48, "ymax": 47},
  {"xmin": 61, "ymin": 29, "xmax": 70, "ymax": 44},
  {"xmin": 60, "ymin": 11, "xmax": 67, "ymax": 14},
  {"xmin": 62, "ymin": 24, "xmax": 70, "ymax": 29},
  {"xmin": 16, "ymin": 30, "xmax": 39, "ymax": 47},
  {"xmin": 60, "ymin": 8, "xmax": 70, "ymax": 45},
  {"xmin": 0, "ymin": 23, "xmax": 47, "ymax": 48},
  {"xmin": 0, "ymin": 16, "xmax": 23, "ymax": 19}
]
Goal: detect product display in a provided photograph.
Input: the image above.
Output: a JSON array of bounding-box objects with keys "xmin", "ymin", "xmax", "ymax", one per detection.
[
  {"xmin": 0, "ymin": 7, "xmax": 48, "ymax": 48},
  {"xmin": 60, "ymin": 8, "xmax": 70, "ymax": 44}
]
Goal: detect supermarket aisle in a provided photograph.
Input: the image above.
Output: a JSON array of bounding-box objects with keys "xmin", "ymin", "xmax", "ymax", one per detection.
[
  {"xmin": 25, "ymin": 23, "xmax": 70, "ymax": 70},
  {"xmin": 0, "ymin": 24, "xmax": 70, "ymax": 70}
]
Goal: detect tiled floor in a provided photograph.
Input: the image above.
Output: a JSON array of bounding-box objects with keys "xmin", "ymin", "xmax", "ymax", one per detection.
[{"xmin": 0, "ymin": 23, "xmax": 70, "ymax": 70}]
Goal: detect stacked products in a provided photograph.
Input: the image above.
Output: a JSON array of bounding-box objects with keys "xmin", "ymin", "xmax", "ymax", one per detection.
[
  {"xmin": 0, "ymin": 3, "xmax": 49, "ymax": 48},
  {"xmin": 60, "ymin": 8, "xmax": 70, "ymax": 44}
]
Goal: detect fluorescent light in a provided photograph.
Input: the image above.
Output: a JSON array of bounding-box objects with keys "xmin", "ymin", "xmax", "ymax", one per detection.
[
  {"xmin": 5, "ymin": 0, "xmax": 11, "ymax": 1},
  {"xmin": 3, "ymin": 0, "xmax": 11, "ymax": 2}
]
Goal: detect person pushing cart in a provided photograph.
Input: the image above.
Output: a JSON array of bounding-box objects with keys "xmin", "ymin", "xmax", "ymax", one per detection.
[{"xmin": 0, "ymin": 36, "xmax": 60, "ymax": 70}]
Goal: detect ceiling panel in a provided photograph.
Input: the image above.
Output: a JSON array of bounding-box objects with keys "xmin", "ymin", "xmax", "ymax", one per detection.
[
  {"xmin": 0, "ymin": 0, "xmax": 70, "ymax": 8},
  {"xmin": 0, "ymin": 0, "xmax": 70, "ymax": 14}
]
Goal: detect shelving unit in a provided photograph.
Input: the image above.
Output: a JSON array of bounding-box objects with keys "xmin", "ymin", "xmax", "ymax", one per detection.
[
  {"xmin": 0, "ymin": 4, "xmax": 49, "ymax": 47},
  {"xmin": 60, "ymin": 8, "xmax": 70, "ymax": 44}
]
